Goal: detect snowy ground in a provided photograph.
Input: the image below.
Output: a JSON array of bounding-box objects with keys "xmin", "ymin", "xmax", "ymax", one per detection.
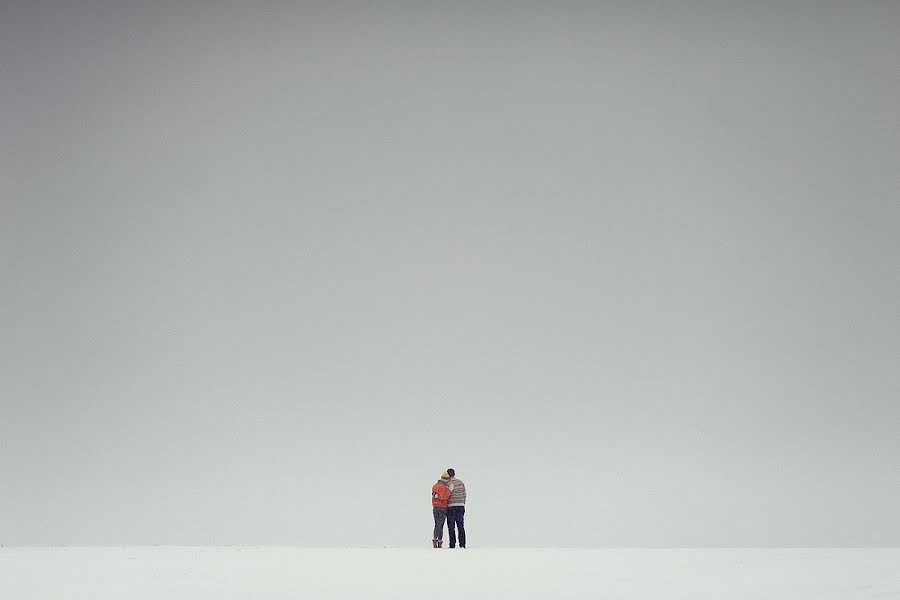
[{"xmin": 1, "ymin": 546, "xmax": 897, "ymax": 599}]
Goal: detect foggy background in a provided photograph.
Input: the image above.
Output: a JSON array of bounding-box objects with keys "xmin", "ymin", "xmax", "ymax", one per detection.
[{"xmin": 1, "ymin": 1, "xmax": 898, "ymax": 547}]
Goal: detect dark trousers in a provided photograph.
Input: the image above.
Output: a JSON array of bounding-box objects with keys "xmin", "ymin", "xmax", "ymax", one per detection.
[
  {"xmin": 447, "ymin": 506, "xmax": 466, "ymax": 548},
  {"xmin": 432, "ymin": 507, "xmax": 448, "ymax": 541}
]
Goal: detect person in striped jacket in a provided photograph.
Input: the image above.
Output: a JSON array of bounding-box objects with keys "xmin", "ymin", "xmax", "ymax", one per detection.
[{"xmin": 446, "ymin": 468, "xmax": 466, "ymax": 548}]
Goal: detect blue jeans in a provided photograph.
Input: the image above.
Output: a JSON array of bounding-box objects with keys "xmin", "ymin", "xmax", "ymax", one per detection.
[{"xmin": 447, "ymin": 506, "xmax": 466, "ymax": 548}]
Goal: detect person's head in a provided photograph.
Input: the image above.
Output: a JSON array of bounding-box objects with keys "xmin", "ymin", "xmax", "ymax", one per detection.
[
  {"xmin": 447, "ymin": 468, "xmax": 455, "ymax": 478},
  {"xmin": 440, "ymin": 471, "xmax": 450, "ymax": 483}
]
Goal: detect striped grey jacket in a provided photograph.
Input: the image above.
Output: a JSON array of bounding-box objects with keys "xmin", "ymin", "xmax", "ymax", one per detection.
[{"xmin": 448, "ymin": 478, "xmax": 466, "ymax": 507}]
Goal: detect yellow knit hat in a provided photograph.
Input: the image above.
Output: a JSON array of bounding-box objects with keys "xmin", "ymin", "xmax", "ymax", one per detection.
[{"xmin": 441, "ymin": 471, "xmax": 450, "ymax": 479}]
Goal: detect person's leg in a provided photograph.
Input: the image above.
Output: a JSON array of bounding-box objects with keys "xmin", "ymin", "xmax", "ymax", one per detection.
[
  {"xmin": 433, "ymin": 508, "xmax": 447, "ymax": 545},
  {"xmin": 432, "ymin": 508, "xmax": 439, "ymax": 546},
  {"xmin": 457, "ymin": 507, "xmax": 466, "ymax": 548},
  {"xmin": 447, "ymin": 507, "xmax": 458, "ymax": 548}
]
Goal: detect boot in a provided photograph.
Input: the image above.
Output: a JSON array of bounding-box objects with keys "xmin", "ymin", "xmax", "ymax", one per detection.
[
  {"xmin": 432, "ymin": 540, "xmax": 438, "ymax": 548},
  {"xmin": 437, "ymin": 540, "xmax": 443, "ymax": 548}
]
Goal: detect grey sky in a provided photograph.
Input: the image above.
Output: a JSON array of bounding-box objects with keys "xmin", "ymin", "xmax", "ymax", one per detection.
[{"xmin": 1, "ymin": 1, "xmax": 898, "ymax": 547}]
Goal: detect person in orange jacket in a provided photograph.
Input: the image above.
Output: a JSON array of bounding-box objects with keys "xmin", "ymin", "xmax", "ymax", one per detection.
[{"xmin": 431, "ymin": 472, "xmax": 452, "ymax": 548}]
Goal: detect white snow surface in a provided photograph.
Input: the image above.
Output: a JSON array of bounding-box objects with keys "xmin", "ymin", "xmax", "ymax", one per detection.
[{"xmin": 1, "ymin": 546, "xmax": 897, "ymax": 599}]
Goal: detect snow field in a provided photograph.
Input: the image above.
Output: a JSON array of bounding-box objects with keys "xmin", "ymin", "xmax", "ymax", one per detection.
[{"xmin": 1, "ymin": 546, "xmax": 897, "ymax": 599}]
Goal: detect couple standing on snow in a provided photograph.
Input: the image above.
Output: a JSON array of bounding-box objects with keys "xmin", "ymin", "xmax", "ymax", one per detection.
[{"xmin": 431, "ymin": 468, "xmax": 466, "ymax": 548}]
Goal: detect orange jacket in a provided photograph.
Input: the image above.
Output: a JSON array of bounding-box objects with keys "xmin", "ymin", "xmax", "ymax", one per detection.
[{"xmin": 432, "ymin": 481, "xmax": 451, "ymax": 508}]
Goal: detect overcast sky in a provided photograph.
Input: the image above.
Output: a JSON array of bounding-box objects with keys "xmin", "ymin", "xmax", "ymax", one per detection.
[{"xmin": 1, "ymin": 1, "xmax": 898, "ymax": 547}]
